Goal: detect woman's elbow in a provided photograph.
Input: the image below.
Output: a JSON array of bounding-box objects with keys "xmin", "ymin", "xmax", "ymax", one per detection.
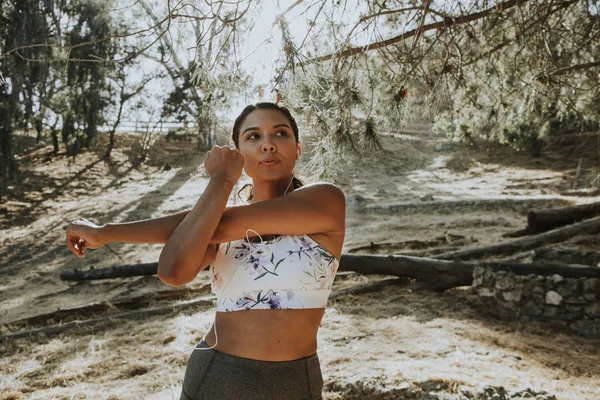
[
  {"xmin": 157, "ymin": 255, "xmax": 194, "ymax": 287},
  {"xmin": 157, "ymin": 264, "xmax": 194, "ymax": 287}
]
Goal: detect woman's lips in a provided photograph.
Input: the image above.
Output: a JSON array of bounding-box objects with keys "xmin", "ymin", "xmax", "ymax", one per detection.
[{"xmin": 260, "ymin": 160, "xmax": 280, "ymax": 167}]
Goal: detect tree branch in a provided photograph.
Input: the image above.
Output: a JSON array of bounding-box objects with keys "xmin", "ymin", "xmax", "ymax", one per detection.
[
  {"xmin": 552, "ymin": 60, "xmax": 600, "ymax": 76},
  {"xmin": 299, "ymin": 0, "xmax": 533, "ymax": 66}
]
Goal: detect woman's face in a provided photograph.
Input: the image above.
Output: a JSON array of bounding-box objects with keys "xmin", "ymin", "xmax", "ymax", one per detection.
[{"xmin": 237, "ymin": 108, "xmax": 301, "ymax": 181}]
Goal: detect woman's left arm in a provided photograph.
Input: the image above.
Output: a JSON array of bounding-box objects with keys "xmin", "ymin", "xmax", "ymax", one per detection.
[{"xmin": 210, "ymin": 182, "xmax": 346, "ymax": 244}]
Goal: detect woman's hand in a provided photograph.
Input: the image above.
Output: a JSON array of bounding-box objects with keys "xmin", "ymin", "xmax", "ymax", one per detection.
[
  {"xmin": 65, "ymin": 218, "xmax": 106, "ymax": 258},
  {"xmin": 204, "ymin": 145, "xmax": 244, "ymax": 185}
]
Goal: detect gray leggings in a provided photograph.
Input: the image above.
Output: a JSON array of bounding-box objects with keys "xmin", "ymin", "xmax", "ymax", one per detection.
[{"xmin": 180, "ymin": 340, "xmax": 324, "ymax": 400}]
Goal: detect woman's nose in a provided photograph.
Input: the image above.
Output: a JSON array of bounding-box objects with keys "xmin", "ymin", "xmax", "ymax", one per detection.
[{"xmin": 262, "ymin": 141, "xmax": 276, "ymax": 153}]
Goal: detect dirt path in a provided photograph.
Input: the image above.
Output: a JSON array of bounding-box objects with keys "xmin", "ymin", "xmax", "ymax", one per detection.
[{"xmin": 1, "ymin": 131, "xmax": 599, "ymax": 399}]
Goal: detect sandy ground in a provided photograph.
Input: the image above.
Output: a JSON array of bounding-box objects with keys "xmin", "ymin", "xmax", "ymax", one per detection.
[{"xmin": 1, "ymin": 129, "xmax": 599, "ymax": 400}]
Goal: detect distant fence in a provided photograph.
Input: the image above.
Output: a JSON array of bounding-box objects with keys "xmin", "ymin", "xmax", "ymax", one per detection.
[
  {"xmin": 100, "ymin": 120, "xmax": 196, "ymax": 133},
  {"xmin": 101, "ymin": 120, "xmax": 442, "ymax": 137}
]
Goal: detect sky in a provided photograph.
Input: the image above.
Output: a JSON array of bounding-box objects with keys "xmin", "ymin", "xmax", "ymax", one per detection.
[{"xmin": 117, "ymin": 0, "xmax": 372, "ymax": 128}]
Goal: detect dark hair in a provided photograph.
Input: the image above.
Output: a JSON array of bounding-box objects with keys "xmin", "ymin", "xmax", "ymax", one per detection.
[{"xmin": 232, "ymin": 102, "xmax": 304, "ymax": 203}]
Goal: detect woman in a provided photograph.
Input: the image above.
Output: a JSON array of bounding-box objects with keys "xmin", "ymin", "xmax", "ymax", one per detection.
[{"xmin": 65, "ymin": 102, "xmax": 346, "ymax": 399}]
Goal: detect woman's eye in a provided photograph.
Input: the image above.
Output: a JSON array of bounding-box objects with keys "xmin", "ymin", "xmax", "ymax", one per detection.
[{"xmin": 248, "ymin": 131, "xmax": 287, "ymax": 140}]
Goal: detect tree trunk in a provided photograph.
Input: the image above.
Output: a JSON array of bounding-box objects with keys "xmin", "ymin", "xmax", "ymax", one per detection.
[
  {"xmin": 50, "ymin": 122, "xmax": 59, "ymax": 154},
  {"xmin": 0, "ymin": 95, "xmax": 18, "ymax": 180},
  {"xmin": 527, "ymin": 202, "xmax": 600, "ymax": 233},
  {"xmin": 103, "ymin": 90, "xmax": 125, "ymax": 160},
  {"xmin": 433, "ymin": 215, "xmax": 600, "ymax": 261},
  {"xmin": 533, "ymin": 247, "xmax": 600, "ymax": 266},
  {"xmin": 61, "ymin": 255, "xmax": 600, "ymax": 293},
  {"xmin": 60, "ymin": 262, "xmax": 159, "ymax": 281},
  {"xmin": 196, "ymin": 116, "xmax": 212, "ymax": 151},
  {"xmin": 62, "ymin": 113, "xmax": 75, "ymax": 156},
  {"xmin": 329, "ymin": 278, "xmax": 409, "ymax": 299},
  {"xmin": 34, "ymin": 117, "xmax": 44, "ymax": 143}
]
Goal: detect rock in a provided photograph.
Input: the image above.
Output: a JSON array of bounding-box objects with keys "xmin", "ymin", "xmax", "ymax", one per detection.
[
  {"xmin": 163, "ymin": 162, "xmax": 172, "ymax": 171},
  {"xmin": 532, "ymin": 286, "xmax": 545, "ymax": 295},
  {"xmin": 582, "ymin": 278, "xmax": 598, "ymax": 301},
  {"xmin": 521, "ymin": 301, "xmax": 543, "ymax": 316},
  {"xmin": 584, "ymin": 302, "xmax": 600, "ymax": 318},
  {"xmin": 544, "ymin": 277, "xmax": 555, "ymax": 291},
  {"xmin": 569, "ymin": 319, "xmax": 600, "ymax": 338},
  {"xmin": 545, "ymin": 291, "xmax": 563, "ymax": 305},
  {"xmin": 478, "ymin": 288, "xmax": 495, "ymax": 297},
  {"xmin": 556, "ymin": 279, "xmax": 578, "ymax": 298},
  {"xmin": 512, "ymin": 388, "xmax": 557, "ymax": 400},
  {"xmin": 532, "ymin": 292, "xmax": 545, "ymax": 305},
  {"xmin": 495, "ymin": 275, "xmax": 514, "ymax": 291},
  {"xmin": 472, "ymin": 276, "xmax": 484, "ymax": 287},
  {"xmin": 482, "ymin": 269, "xmax": 495, "ymax": 287},
  {"xmin": 502, "ymin": 290, "xmax": 523, "ymax": 302},
  {"xmin": 543, "ymin": 306, "xmax": 559, "ymax": 318},
  {"xmin": 552, "ymin": 274, "xmax": 564, "ymax": 284},
  {"xmin": 522, "ymin": 282, "xmax": 533, "ymax": 298},
  {"xmin": 420, "ymin": 194, "xmax": 435, "ymax": 202},
  {"xmin": 564, "ymin": 295, "xmax": 587, "ymax": 305},
  {"xmin": 473, "ymin": 267, "xmax": 485, "ymax": 278},
  {"xmin": 563, "ymin": 305, "xmax": 583, "ymax": 320},
  {"xmin": 480, "ymin": 386, "xmax": 508, "ymax": 400},
  {"xmin": 420, "ymin": 380, "xmax": 448, "ymax": 392}
]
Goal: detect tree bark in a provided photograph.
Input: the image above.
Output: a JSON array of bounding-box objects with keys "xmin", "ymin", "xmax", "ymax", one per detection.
[
  {"xmin": 0, "ymin": 90, "xmax": 18, "ymax": 180},
  {"xmin": 527, "ymin": 202, "xmax": 600, "ymax": 233},
  {"xmin": 329, "ymin": 278, "xmax": 409, "ymax": 299},
  {"xmin": 533, "ymin": 247, "xmax": 600, "ymax": 266},
  {"xmin": 434, "ymin": 215, "xmax": 600, "ymax": 261},
  {"xmin": 338, "ymin": 254, "xmax": 600, "ymax": 291},
  {"xmin": 62, "ymin": 252, "xmax": 600, "ymax": 293},
  {"xmin": 60, "ymin": 262, "xmax": 159, "ymax": 281}
]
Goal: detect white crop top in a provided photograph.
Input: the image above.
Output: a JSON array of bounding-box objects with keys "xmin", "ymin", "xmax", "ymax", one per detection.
[{"xmin": 209, "ymin": 234, "xmax": 340, "ymax": 312}]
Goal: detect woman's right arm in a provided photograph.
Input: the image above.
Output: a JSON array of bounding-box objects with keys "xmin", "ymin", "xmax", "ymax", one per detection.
[
  {"xmin": 66, "ymin": 210, "xmax": 192, "ymax": 258},
  {"xmin": 100, "ymin": 210, "xmax": 191, "ymax": 245},
  {"xmin": 66, "ymin": 211, "xmax": 219, "ymax": 273}
]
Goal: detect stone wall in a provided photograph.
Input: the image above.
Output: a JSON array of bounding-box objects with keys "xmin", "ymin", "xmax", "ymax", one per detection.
[{"xmin": 471, "ymin": 267, "xmax": 600, "ymax": 337}]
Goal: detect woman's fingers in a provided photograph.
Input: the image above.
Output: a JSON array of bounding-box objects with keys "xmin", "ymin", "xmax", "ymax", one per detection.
[
  {"xmin": 66, "ymin": 228, "xmax": 79, "ymax": 257},
  {"xmin": 66, "ymin": 224, "xmax": 84, "ymax": 258}
]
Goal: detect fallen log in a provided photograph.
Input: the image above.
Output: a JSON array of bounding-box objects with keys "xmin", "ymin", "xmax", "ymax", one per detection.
[
  {"xmin": 338, "ymin": 254, "xmax": 600, "ymax": 291},
  {"xmin": 60, "ymin": 262, "xmax": 158, "ymax": 281},
  {"xmin": 62, "ymin": 249, "xmax": 600, "ymax": 293},
  {"xmin": 0, "ymin": 297, "xmax": 215, "ymax": 342},
  {"xmin": 433, "ymin": 215, "xmax": 600, "ymax": 261},
  {"xmin": 533, "ymin": 247, "xmax": 600, "ymax": 267},
  {"xmin": 347, "ymin": 234, "xmax": 467, "ymax": 254},
  {"xmin": 529, "ymin": 202, "xmax": 600, "ymax": 232},
  {"xmin": 329, "ymin": 278, "xmax": 410, "ymax": 300},
  {"xmin": 395, "ymin": 246, "xmax": 461, "ymax": 257},
  {"xmin": 506, "ymin": 201, "xmax": 600, "ymax": 237}
]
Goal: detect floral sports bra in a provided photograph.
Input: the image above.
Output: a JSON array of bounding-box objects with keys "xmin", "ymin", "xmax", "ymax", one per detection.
[{"xmin": 209, "ymin": 233, "xmax": 340, "ymax": 312}]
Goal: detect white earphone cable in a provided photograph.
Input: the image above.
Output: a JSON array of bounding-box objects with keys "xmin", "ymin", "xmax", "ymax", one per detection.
[{"xmin": 193, "ymin": 174, "xmax": 295, "ymax": 352}]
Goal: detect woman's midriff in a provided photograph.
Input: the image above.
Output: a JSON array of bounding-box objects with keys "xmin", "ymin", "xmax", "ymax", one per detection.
[{"xmin": 203, "ymin": 308, "xmax": 325, "ymax": 361}]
